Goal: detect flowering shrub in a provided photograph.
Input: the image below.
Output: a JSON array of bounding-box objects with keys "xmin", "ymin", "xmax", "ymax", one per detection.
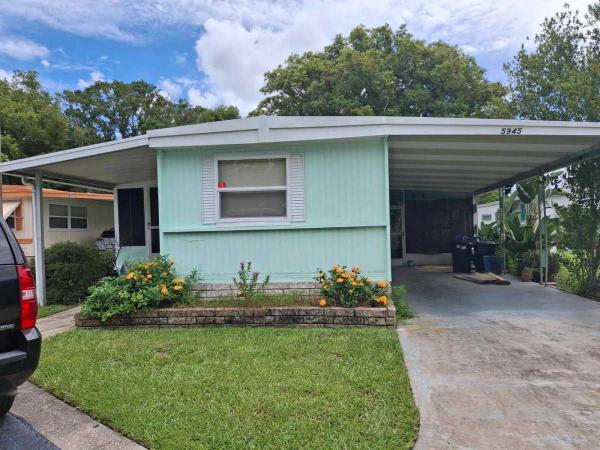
[
  {"xmin": 233, "ymin": 261, "xmax": 271, "ymax": 299},
  {"xmin": 81, "ymin": 255, "xmax": 198, "ymax": 321},
  {"xmin": 315, "ymin": 265, "xmax": 389, "ymax": 308}
]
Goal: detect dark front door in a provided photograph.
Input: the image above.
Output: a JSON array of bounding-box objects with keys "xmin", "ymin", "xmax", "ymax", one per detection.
[{"xmin": 117, "ymin": 188, "xmax": 146, "ymax": 247}]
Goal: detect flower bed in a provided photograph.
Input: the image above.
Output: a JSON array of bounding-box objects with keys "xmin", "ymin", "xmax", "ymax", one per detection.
[{"xmin": 75, "ymin": 300, "xmax": 396, "ymax": 329}]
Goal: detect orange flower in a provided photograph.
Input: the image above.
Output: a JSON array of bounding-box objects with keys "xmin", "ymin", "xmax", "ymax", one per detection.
[
  {"xmin": 173, "ymin": 277, "xmax": 184, "ymax": 284},
  {"xmin": 379, "ymin": 295, "xmax": 388, "ymax": 303},
  {"xmin": 367, "ymin": 277, "xmax": 373, "ymax": 283},
  {"xmin": 146, "ymin": 274, "xmax": 152, "ymax": 279},
  {"xmin": 322, "ymin": 283, "xmax": 329, "ymax": 290},
  {"xmin": 319, "ymin": 299, "xmax": 327, "ymax": 307},
  {"xmin": 126, "ymin": 272, "xmax": 134, "ymax": 280},
  {"xmin": 342, "ymin": 273, "xmax": 350, "ymax": 278},
  {"xmin": 173, "ymin": 285, "xmax": 183, "ymax": 291},
  {"xmin": 377, "ymin": 280, "xmax": 388, "ymax": 288},
  {"xmin": 336, "ymin": 278, "xmax": 343, "ymax": 283},
  {"xmin": 335, "ymin": 267, "xmax": 343, "ymax": 274}
]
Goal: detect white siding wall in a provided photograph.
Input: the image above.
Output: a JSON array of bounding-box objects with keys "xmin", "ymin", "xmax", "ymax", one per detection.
[{"xmin": 17, "ymin": 198, "xmax": 114, "ymax": 258}]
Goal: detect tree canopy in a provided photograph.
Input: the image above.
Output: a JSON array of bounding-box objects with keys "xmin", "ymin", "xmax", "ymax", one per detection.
[
  {"xmin": 0, "ymin": 71, "xmax": 76, "ymax": 160},
  {"xmin": 505, "ymin": 2, "xmax": 600, "ymax": 121},
  {"xmin": 252, "ymin": 24, "xmax": 510, "ymax": 118},
  {"xmin": 60, "ymin": 80, "xmax": 239, "ymax": 143}
]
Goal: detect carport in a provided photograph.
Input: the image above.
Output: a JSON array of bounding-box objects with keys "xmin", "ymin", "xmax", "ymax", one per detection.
[{"xmin": 0, "ymin": 116, "xmax": 600, "ymax": 305}]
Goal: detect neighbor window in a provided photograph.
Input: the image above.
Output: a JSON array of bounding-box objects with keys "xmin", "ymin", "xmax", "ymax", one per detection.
[
  {"xmin": 49, "ymin": 204, "xmax": 88, "ymax": 229},
  {"xmin": 216, "ymin": 157, "xmax": 287, "ymax": 220},
  {"xmin": 5, "ymin": 213, "xmax": 15, "ymax": 229},
  {"xmin": 481, "ymin": 214, "xmax": 492, "ymax": 222}
]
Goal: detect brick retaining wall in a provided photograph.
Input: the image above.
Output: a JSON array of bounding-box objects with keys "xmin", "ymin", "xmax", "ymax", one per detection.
[{"xmin": 76, "ymin": 301, "xmax": 396, "ymax": 329}]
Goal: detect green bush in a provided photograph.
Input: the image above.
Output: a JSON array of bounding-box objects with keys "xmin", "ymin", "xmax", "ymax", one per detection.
[
  {"xmin": 42, "ymin": 242, "xmax": 115, "ymax": 305},
  {"xmin": 81, "ymin": 255, "xmax": 198, "ymax": 321},
  {"xmin": 315, "ymin": 264, "xmax": 389, "ymax": 307}
]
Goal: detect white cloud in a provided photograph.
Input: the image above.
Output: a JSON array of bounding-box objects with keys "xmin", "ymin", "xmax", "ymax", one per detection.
[
  {"xmin": 158, "ymin": 78, "xmax": 183, "ymax": 99},
  {"xmin": 0, "ymin": 69, "xmax": 13, "ymax": 81},
  {"xmin": 0, "ymin": 0, "xmax": 594, "ymax": 113},
  {"xmin": 0, "ymin": 36, "xmax": 49, "ymax": 60},
  {"xmin": 188, "ymin": 87, "xmax": 220, "ymax": 108},
  {"xmin": 40, "ymin": 59, "xmax": 50, "ymax": 67},
  {"xmin": 174, "ymin": 52, "xmax": 187, "ymax": 67},
  {"xmin": 77, "ymin": 70, "xmax": 105, "ymax": 89}
]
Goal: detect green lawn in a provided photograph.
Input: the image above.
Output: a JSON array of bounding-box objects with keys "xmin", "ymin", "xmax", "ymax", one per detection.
[
  {"xmin": 392, "ymin": 286, "xmax": 415, "ymax": 321},
  {"xmin": 33, "ymin": 328, "xmax": 419, "ymax": 449},
  {"xmin": 37, "ymin": 304, "xmax": 72, "ymax": 318}
]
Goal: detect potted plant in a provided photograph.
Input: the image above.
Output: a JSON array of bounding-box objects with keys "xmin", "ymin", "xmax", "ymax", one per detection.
[{"xmin": 521, "ymin": 266, "xmax": 533, "ymax": 282}]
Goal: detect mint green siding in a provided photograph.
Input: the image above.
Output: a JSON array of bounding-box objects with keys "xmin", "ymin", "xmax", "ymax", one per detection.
[{"xmin": 158, "ymin": 138, "xmax": 390, "ymax": 282}]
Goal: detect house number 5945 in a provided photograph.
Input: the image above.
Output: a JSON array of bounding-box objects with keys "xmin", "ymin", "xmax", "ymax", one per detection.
[{"xmin": 500, "ymin": 127, "xmax": 523, "ymax": 135}]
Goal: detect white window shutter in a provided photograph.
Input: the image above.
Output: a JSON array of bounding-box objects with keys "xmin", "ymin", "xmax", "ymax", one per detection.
[
  {"xmin": 289, "ymin": 154, "xmax": 305, "ymax": 222},
  {"xmin": 202, "ymin": 158, "xmax": 216, "ymax": 224}
]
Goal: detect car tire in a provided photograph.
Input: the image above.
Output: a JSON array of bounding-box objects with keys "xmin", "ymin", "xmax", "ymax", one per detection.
[{"xmin": 0, "ymin": 396, "xmax": 15, "ymax": 417}]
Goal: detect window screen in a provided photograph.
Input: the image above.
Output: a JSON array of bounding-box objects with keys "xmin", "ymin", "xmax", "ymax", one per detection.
[
  {"xmin": 217, "ymin": 158, "xmax": 287, "ymax": 220},
  {"xmin": 117, "ymin": 188, "xmax": 146, "ymax": 246}
]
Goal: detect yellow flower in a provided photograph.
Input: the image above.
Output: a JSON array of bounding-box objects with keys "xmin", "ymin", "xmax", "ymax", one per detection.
[
  {"xmin": 342, "ymin": 273, "xmax": 350, "ymax": 279},
  {"xmin": 161, "ymin": 287, "xmax": 169, "ymax": 295},
  {"xmin": 173, "ymin": 285, "xmax": 183, "ymax": 291},
  {"xmin": 173, "ymin": 277, "xmax": 184, "ymax": 284},
  {"xmin": 146, "ymin": 274, "xmax": 152, "ymax": 279},
  {"xmin": 127, "ymin": 272, "xmax": 134, "ymax": 280},
  {"xmin": 336, "ymin": 278, "xmax": 344, "ymax": 283},
  {"xmin": 335, "ymin": 267, "xmax": 343, "ymax": 274},
  {"xmin": 351, "ymin": 281, "xmax": 358, "ymax": 286},
  {"xmin": 367, "ymin": 277, "xmax": 373, "ymax": 283},
  {"xmin": 352, "ymin": 265, "xmax": 361, "ymax": 273},
  {"xmin": 377, "ymin": 280, "xmax": 388, "ymax": 288},
  {"xmin": 319, "ymin": 299, "xmax": 327, "ymax": 307},
  {"xmin": 322, "ymin": 283, "xmax": 329, "ymax": 290},
  {"xmin": 169, "ymin": 259, "xmax": 176, "ymax": 265},
  {"xmin": 379, "ymin": 295, "xmax": 388, "ymax": 303}
]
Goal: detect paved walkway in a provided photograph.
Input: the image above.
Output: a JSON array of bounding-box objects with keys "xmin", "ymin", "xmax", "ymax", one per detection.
[
  {"xmin": 36, "ymin": 305, "xmax": 81, "ymax": 338},
  {"xmin": 1, "ymin": 307, "xmax": 146, "ymax": 450},
  {"xmin": 395, "ymin": 267, "xmax": 600, "ymax": 450}
]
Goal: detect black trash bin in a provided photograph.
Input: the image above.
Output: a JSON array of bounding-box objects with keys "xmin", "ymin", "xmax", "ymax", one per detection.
[
  {"xmin": 473, "ymin": 241, "xmax": 496, "ymax": 272},
  {"xmin": 452, "ymin": 236, "xmax": 476, "ymax": 273}
]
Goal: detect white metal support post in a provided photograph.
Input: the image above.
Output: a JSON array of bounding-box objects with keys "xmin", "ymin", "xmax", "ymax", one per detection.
[
  {"xmin": 499, "ymin": 187, "xmax": 506, "ymax": 272},
  {"xmin": 542, "ymin": 176, "xmax": 549, "ymax": 286},
  {"xmin": 33, "ymin": 173, "xmax": 46, "ymax": 305},
  {"xmin": 538, "ymin": 176, "xmax": 544, "ymax": 286}
]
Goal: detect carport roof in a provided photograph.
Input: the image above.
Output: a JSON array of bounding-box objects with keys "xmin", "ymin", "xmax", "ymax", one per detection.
[{"xmin": 1, "ymin": 116, "xmax": 600, "ymax": 192}]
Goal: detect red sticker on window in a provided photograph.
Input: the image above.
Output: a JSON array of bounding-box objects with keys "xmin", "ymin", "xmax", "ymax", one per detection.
[{"xmin": 218, "ymin": 181, "xmax": 226, "ymax": 188}]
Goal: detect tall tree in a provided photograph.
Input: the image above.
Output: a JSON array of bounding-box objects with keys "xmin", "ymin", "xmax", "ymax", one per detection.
[
  {"xmin": 505, "ymin": 3, "xmax": 600, "ymax": 120},
  {"xmin": 60, "ymin": 80, "xmax": 240, "ymax": 143},
  {"xmin": 556, "ymin": 159, "xmax": 600, "ymax": 294},
  {"xmin": 252, "ymin": 24, "xmax": 510, "ymax": 118},
  {"xmin": 0, "ymin": 71, "xmax": 77, "ymax": 159}
]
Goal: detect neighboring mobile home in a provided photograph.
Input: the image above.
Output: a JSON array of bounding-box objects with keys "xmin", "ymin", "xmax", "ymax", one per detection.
[
  {"xmin": 1, "ymin": 185, "xmax": 113, "ymax": 258},
  {"xmin": 1, "ymin": 116, "xmax": 600, "ymax": 304}
]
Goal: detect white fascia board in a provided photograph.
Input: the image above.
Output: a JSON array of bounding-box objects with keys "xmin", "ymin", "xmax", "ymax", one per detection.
[
  {"xmin": 147, "ymin": 116, "xmax": 600, "ymax": 149},
  {"xmin": 0, "ymin": 135, "xmax": 149, "ymax": 173}
]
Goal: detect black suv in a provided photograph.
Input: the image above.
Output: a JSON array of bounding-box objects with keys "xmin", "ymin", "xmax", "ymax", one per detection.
[{"xmin": 0, "ymin": 217, "xmax": 41, "ymax": 417}]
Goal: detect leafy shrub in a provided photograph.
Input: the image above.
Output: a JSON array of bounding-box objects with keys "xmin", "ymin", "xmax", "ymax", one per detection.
[
  {"xmin": 232, "ymin": 261, "xmax": 270, "ymax": 299},
  {"xmin": 81, "ymin": 255, "xmax": 198, "ymax": 321},
  {"xmin": 41, "ymin": 242, "xmax": 115, "ymax": 305},
  {"xmin": 315, "ymin": 265, "xmax": 389, "ymax": 307}
]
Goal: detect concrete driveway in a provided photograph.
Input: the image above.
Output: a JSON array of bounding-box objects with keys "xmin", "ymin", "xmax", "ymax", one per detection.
[{"xmin": 394, "ymin": 267, "xmax": 600, "ymax": 450}]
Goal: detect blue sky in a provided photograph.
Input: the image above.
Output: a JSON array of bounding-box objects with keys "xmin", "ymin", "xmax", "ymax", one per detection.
[{"xmin": 0, "ymin": 0, "xmax": 593, "ymax": 115}]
